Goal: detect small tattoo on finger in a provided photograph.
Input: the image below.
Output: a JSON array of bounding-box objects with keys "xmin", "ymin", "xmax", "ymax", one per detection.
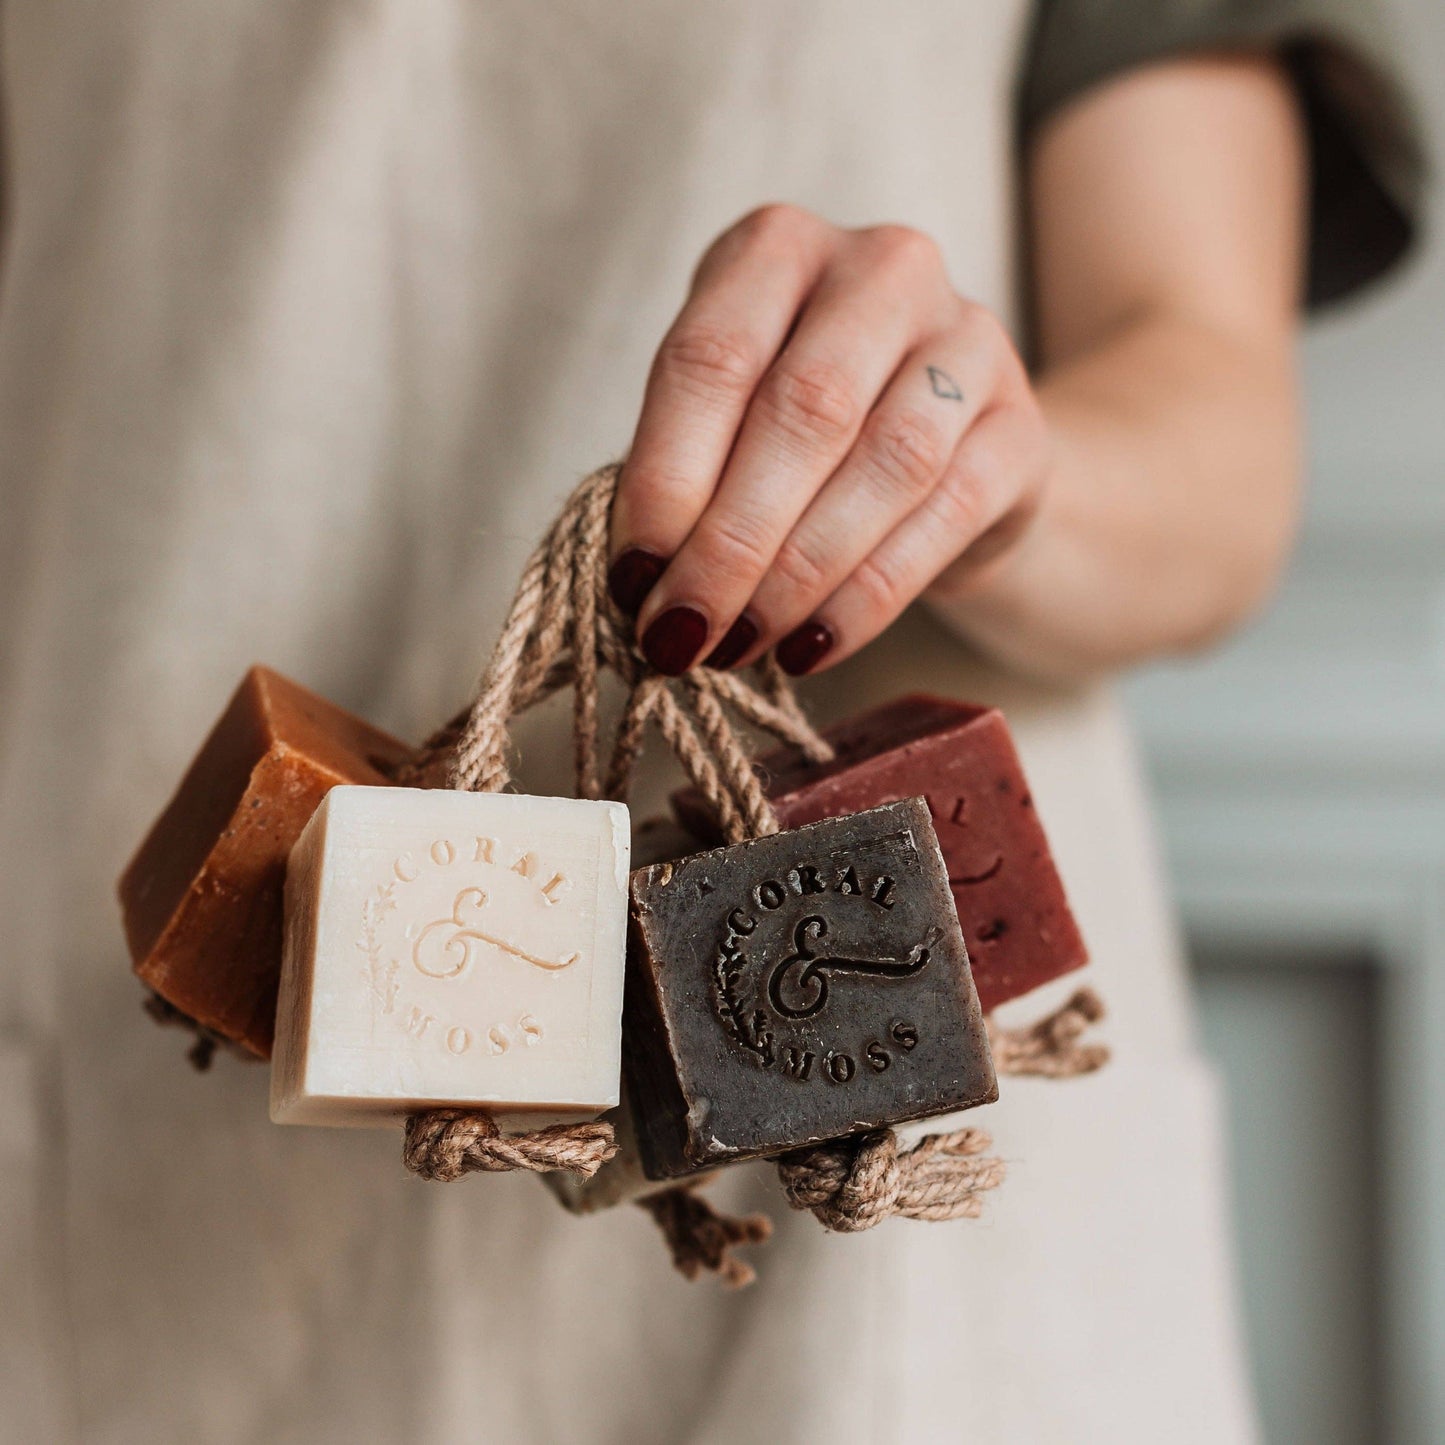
[{"xmin": 927, "ymin": 366, "xmax": 963, "ymax": 402}]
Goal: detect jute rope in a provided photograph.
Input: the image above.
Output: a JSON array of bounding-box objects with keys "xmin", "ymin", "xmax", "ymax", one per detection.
[
  {"xmin": 142, "ymin": 992, "xmax": 257, "ymax": 1072},
  {"xmin": 636, "ymin": 1181, "xmax": 775, "ymax": 1289},
  {"xmin": 778, "ymin": 1127, "xmax": 1005, "ymax": 1233},
  {"xmin": 767, "ymin": 993, "xmax": 1109, "ymax": 1237},
  {"xmin": 765, "ymin": 999, "xmax": 1108, "ymax": 1238},
  {"xmin": 402, "ymin": 1109, "xmax": 616, "ymax": 1182},
  {"xmin": 988, "ymin": 988, "xmax": 1110, "ymax": 1078}
]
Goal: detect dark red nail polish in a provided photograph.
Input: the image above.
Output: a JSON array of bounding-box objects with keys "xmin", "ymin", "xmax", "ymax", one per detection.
[
  {"xmin": 776, "ymin": 621, "xmax": 834, "ymax": 676},
  {"xmin": 607, "ymin": 548, "xmax": 667, "ymax": 616},
  {"xmin": 703, "ymin": 614, "xmax": 759, "ymax": 671},
  {"xmin": 641, "ymin": 606, "xmax": 710, "ymax": 676}
]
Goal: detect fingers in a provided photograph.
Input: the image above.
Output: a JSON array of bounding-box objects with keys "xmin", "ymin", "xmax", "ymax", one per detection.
[
  {"xmin": 610, "ymin": 209, "xmax": 1042, "ymax": 680},
  {"xmin": 608, "ymin": 206, "xmax": 833, "ymax": 614},
  {"xmin": 631, "ymin": 228, "xmax": 953, "ymax": 672},
  {"xmin": 731, "ymin": 315, "xmax": 997, "ymax": 667},
  {"xmin": 776, "ymin": 402, "xmax": 1050, "ymax": 674}
]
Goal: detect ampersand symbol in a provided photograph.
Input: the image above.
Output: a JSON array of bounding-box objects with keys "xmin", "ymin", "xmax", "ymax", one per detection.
[
  {"xmin": 412, "ymin": 887, "xmax": 581, "ymax": 979},
  {"xmin": 767, "ymin": 915, "xmax": 931, "ymax": 1020}
]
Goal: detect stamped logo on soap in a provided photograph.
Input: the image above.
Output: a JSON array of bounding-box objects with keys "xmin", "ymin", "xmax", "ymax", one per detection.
[
  {"xmin": 356, "ymin": 833, "xmax": 593, "ymax": 1061},
  {"xmin": 707, "ymin": 842, "xmax": 934, "ymax": 1087}
]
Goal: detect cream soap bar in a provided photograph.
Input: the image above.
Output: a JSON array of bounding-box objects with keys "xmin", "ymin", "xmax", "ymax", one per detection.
[{"xmin": 271, "ymin": 786, "xmax": 630, "ymax": 1127}]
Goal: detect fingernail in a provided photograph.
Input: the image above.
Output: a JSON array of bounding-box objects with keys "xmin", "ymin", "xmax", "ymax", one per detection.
[
  {"xmin": 607, "ymin": 548, "xmax": 667, "ymax": 616},
  {"xmin": 703, "ymin": 614, "xmax": 759, "ymax": 671},
  {"xmin": 641, "ymin": 606, "xmax": 710, "ymax": 676},
  {"xmin": 776, "ymin": 621, "xmax": 834, "ymax": 676}
]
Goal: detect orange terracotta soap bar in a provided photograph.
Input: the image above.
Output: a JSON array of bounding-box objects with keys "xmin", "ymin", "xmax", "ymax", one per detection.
[{"xmin": 118, "ymin": 667, "xmax": 414, "ymax": 1058}]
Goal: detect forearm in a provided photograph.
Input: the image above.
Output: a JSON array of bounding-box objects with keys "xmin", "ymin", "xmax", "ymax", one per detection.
[
  {"xmin": 928, "ymin": 306, "xmax": 1302, "ymax": 681},
  {"xmin": 926, "ymin": 53, "xmax": 1305, "ymax": 682}
]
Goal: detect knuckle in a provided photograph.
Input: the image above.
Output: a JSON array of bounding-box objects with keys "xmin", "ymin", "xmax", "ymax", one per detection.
[
  {"xmin": 865, "ymin": 407, "xmax": 948, "ymax": 499},
  {"xmin": 619, "ymin": 459, "xmax": 691, "ymax": 517},
  {"xmin": 758, "ymin": 360, "xmax": 860, "ymax": 448},
  {"xmin": 850, "ymin": 553, "xmax": 908, "ymax": 618},
  {"xmin": 737, "ymin": 203, "xmax": 811, "ymax": 246},
  {"xmin": 934, "ymin": 464, "xmax": 989, "ymax": 539},
  {"xmin": 699, "ymin": 205, "xmax": 825, "ymax": 283},
  {"xmin": 861, "ymin": 224, "xmax": 942, "ymax": 276},
  {"xmin": 698, "ymin": 508, "xmax": 776, "ymax": 572},
  {"xmin": 770, "ymin": 535, "xmax": 833, "ymax": 599},
  {"xmin": 655, "ymin": 323, "xmax": 760, "ymax": 397},
  {"xmin": 954, "ymin": 298, "xmax": 1007, "ymax": 355}
]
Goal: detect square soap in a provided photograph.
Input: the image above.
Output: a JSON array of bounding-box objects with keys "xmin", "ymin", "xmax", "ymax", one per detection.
[
  {"xmin": 545, "ymin": 813, "xmax": 709, "ymax": 1215},
  {"xmin": 119, "ymin": 666, "xmax": 414, "ymax": 1057},
  {"xmin": 625, "ymin": 797, "xmax": 996, "ymax": 1181},
  {"xmin": 673, "ymin": 695, "xmax": 1087, "ymax": 1012},
  {"xmin": 270, "ymin": 786, "xmax": 630, "ymax": 1127}
]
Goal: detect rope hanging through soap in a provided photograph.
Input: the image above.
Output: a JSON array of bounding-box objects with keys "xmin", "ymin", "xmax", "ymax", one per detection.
[
  {"xmin": 399, "ymin": 462, "xmax": 839, "ymax": 1199},
  {"xmin": 399, "ymin": 464, "xmax": 1109, "ymax": 1272},
  {"xmin": 636, "ymin": 1179, "xmax": 774, "ymax": 1289}
]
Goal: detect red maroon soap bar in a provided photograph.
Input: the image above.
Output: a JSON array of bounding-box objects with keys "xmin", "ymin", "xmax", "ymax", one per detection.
[
  {"xmin": 673, "ymin": 694, "xmax": 1086, "ymax": 1012},
  {"xmin": 119, "ymin": 666, "xmax": 414, "ymax": 1057}
]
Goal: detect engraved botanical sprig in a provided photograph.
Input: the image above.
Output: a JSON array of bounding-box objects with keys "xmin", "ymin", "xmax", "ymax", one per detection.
[
  {"xmin": 712, "ymin": 950, "xmax": 773, "ymax": 1068},
  {"xmin": 358, "ymin": 881, "xmax": 400, "ymax": 1014}
]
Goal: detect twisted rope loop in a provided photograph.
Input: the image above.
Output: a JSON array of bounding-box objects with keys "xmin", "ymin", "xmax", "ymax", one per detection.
[
  {"xmin": 777, "ymin": 1127, "xmax": 1006, "ymax": 1233},
  {"xmin": 989, "ymin": 987, "xmax": 1110, "ymax": 1078},
  {"xmin": 444, "ymin": 462, "xmax": 831, "ymax": 835},
  {"xmin": 403, "ymin": 1110, "xmax": 617, "ymax": 1182}
]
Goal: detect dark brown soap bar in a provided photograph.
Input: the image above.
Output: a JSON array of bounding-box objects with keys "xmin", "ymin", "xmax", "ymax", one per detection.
[
  {"xmin": 119, "ymin": 666, "xmax": 413, "ymax": 1058},
  {"xmin": 673, "ymin": 695, "xmax": 1087, "ymax": 1013},
  {"xmin": 625, "ymin": 798, "xmax": 997, "ymax": 1181},
  {"xmin": 630, "ymin": 815, "xmax": 706, "ymax": 870}
]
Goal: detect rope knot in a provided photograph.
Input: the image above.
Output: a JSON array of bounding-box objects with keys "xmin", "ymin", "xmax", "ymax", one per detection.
[
  {"xmin": 402, "ymin": 1109, "xmax": 617, "ymax": 1182},
  {"xmin": 777, "ymin": 1126, "xmax": 1003, "ymax": 1232}
]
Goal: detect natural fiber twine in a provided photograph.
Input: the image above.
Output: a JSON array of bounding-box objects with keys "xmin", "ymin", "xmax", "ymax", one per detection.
[
  {"xmin": 402, "ymin": 1109, "xmax": 617, "ymax": 1182},
  {"xmin": 778, "ymin": 1127, "xmax": 1005, "ymax": 1233},
  {"xmin": 636, "ymin": 1181, "xmax": 774, "ymax": 1289},
  {"xmin": 988, "ymin": 987, "xmax": 1110, "ymax": 1078}
]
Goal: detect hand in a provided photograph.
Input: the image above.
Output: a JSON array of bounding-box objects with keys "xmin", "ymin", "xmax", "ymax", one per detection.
[{"xmin": 607, "ymin": 204, "xmax": 1051, "ymax": 676}]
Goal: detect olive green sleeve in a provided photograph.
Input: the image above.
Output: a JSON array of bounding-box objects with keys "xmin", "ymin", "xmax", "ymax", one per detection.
[{"xmin": 1019, "ymin": 0, "xmax": 1429, "ymax": 306}]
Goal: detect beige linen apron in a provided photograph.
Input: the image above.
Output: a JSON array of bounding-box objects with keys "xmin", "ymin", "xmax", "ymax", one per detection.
[{"xmin": 0, "ymin": 2, "xmax": 1256, "ymax": 1439}]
